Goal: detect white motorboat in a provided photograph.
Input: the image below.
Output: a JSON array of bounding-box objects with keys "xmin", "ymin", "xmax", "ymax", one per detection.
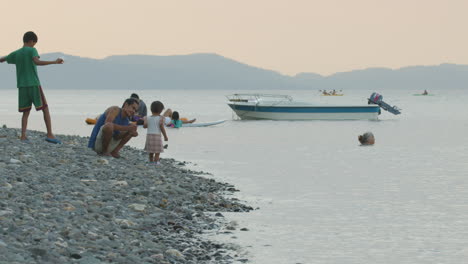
[{"xmin": 226, "ymin": 93, "xmax": 387, "ymax": 120}]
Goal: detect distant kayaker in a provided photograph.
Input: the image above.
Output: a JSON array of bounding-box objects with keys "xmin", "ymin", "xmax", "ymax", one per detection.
[
  {"xmin": 87, "ymin": 98, "xmax": 139, "ymax": 158},
  {"xmin": 358, "ymin": 132, "xmax": 375, "ymax": 145}
]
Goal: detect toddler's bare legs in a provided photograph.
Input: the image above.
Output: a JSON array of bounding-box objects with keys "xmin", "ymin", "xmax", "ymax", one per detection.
[
  {"xmin": 149, "ymin": 153, "xmax": 155, "ymax": 162},
  {"xmin": 154, "ymin": 153, "xmax": 160, "ymax": 162}
]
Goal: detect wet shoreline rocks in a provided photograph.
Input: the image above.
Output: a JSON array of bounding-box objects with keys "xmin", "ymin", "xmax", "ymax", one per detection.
[{"xmin": 0, "ymin": 126, "xmax": 252, "ymax": 264}]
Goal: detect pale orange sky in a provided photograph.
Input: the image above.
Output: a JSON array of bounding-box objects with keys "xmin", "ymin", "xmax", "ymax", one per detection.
[{"xmin": 2, "ymin": 0, "xmax": 467, "ymax": 75}]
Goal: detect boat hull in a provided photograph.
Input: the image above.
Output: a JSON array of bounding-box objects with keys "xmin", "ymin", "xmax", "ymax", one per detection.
[{"xmin": 228, "ymin": 104, "xmax": 380, "ymax": 120}]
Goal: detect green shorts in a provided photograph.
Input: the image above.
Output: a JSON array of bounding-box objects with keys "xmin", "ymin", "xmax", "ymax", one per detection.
[{"xmin": 18, "ymin": 86, "xmax": 47, "ymax": 112}]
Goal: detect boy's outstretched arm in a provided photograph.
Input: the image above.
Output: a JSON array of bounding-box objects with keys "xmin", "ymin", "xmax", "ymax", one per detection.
[{"xmin": 33, "ymin": 57, "xmax": 63, "ymax": 66}]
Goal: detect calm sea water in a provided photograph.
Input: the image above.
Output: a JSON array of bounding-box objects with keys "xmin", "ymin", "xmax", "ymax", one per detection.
[{"xmin": 1, "ymin": 88, "xmax": 468, "ymax": 264}]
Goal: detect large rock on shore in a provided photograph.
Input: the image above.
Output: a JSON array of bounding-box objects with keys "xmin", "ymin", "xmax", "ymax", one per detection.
[{"xmin": 0, "ymin": 127, "xmax": 252, "ymax": 264}]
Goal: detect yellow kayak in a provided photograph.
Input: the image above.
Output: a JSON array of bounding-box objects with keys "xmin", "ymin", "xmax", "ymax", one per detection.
[{"xmin": 85, "ymin": 118, "xmax": 97, "ymax": 125}]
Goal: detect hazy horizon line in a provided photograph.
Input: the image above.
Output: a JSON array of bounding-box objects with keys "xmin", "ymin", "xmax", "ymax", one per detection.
[{"xmin": 41, "ymin": 51, "xmax": 466, "ymax": 78}]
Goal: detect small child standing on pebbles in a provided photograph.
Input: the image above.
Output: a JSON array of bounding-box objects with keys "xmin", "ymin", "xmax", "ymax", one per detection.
[{"xmin": 143, "ymin": 101, "xmax": 168, "ymax": 165}]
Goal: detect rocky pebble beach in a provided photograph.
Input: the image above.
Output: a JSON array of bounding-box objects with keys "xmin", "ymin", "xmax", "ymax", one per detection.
[{"xmin": 0, "ymin": 126, "xmax": 253, "ymax": 264}]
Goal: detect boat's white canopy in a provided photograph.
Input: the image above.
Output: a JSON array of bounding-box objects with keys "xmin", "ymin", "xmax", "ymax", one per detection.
[{"xmin": 227, "ymin": 93, "xmax": 293, "ymax": 102}]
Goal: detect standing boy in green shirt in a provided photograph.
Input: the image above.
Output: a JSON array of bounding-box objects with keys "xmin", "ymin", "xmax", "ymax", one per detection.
[{"xmin": 0, "ymin": 31, "xmax": 63, "ymax": 143}]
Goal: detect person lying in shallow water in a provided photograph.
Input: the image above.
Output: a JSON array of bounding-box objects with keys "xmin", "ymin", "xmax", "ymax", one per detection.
[
  {"xmin": 358, "ymin": 132, "xmax": 375, "ymax": 145},
  {"xmin": 162, "ymin": 109, "xmax": 196, "ymax": 128}
]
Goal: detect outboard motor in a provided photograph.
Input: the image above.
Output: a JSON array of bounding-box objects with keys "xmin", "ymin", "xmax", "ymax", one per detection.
[{"xmin": 368, "ymin": 92, "xmax": 401, "ymax": 115}]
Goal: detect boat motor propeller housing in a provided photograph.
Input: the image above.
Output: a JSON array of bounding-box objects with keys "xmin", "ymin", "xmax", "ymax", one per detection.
[{"xmin": 368, "ymin": 92, "xmax": 401, "ymax": 115}]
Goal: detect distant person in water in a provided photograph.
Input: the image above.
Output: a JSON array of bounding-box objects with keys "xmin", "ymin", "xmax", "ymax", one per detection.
[
  {"xmin": 162, "ymin": 109, "xmax": 196, "ymax": 128},
  {"xmin": 130, "ymin": 93, "xmax": 147, "ymax": 124},
  {"xmin": 422, "ymin": 90, "xmax": 428, "ymax": 95},
  {"xmin": 358, "ymin": 132, "xmax": 375, "ymax": 145},
  {"xmin": 88, "ymin": 98, "xmax": 139, "ymax": 158},
  {"xmin": 0, "ymin": 31, "xmax": 63, "ymax": 143}
]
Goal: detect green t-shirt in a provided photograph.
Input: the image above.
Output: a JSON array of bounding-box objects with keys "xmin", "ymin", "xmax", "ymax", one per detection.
[{"xmin": 6, "ymin": 47, "xmax": 41, "ymax": 88}]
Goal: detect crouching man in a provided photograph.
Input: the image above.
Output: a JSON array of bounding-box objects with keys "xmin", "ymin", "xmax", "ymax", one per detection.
[{"xmin": 88, "ymin": 98, "xmax": 139, "ymax": 158}]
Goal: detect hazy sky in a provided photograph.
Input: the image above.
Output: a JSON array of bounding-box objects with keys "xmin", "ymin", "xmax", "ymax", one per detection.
[{"xmin": 2, "ymin": 0, "xmax": 467, "ymax": 75}]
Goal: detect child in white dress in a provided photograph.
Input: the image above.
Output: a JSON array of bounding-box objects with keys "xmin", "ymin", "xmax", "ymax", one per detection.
[{"xmin": 143, "ymin": 101, "xmax": 168, "ymax": 164}]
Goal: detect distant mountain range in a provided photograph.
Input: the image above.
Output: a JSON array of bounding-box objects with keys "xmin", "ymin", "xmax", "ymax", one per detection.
[{"xmin": 1, "ymin": 52, "xmax": 467, "ymax": 90}]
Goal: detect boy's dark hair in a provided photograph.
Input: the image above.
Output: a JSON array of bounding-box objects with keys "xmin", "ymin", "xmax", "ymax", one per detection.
[
  {"xmin": 150, "ymin": 101, "xmax": 164, "ymax": 114},
  {"xmin": 172, "ymin": 111, "xmax": 180, "ymax": 121},
  {"xmin": 23, "ymin": 31, "xmax": 38, "ymax": 43},
  {"xmin": 122, "ymin": 98, "xmax": 139, "ymax": 108},
  {"xmin": 130, "ymin": 93, "xmax": 139, "ymax": 99}
]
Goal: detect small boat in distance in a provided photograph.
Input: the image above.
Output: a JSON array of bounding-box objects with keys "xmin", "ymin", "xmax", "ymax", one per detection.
[
  {"xmin": 227, "ymin": 94, "xmax": 381, "ymax": 120},
  {"xmin": 322, "ymin": 94, "xmax": 344, "ymax": 96},
  {"xmin": 320, "ymin": 89, "xmax": 344, "ymax": 96}
]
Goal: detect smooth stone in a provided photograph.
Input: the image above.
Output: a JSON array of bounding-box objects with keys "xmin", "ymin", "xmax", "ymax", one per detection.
[
  {"xmin": 150, "ymin": 253, "xmax": 164, "ymax": 260},
  {"xmin": 63, "ymin": 203, "xmax": 76, "ymax": 211},
  {"xmin": 165, "ymin": 248, "xmax": 184, "ymax": 259},
  {"xmin": 109, "ymin": 180, "xmax": 128, "ymax": 187},
  {"xmin": 0, "ymin": 209, "xmax": 14, "ymax": 216},
  {"xmin": 78, "ymin": 255, "xmax": 104, "ymax": 264},
  {"xmin": 54, "ymin": 240, "xmax": 69, "ymax": 248},
  {"xmin": 9, "ymin": 158, "xmax": 22, "ymax": 164},
  {"xmin": 29, "ymin": 247, "xmax": 48, "ymax": 257},
  {"xmin": 128, "ymin": 204, "xmax": 146, "ymax": 212},
  {"xmin": 115, "ymin": 219, "xmax": 136, "ymax": 227},
  {"xmin": 96, "ymin": 159, "xmax": 109, "ymax": 165},
  {"xmin": 1, "ymin": 182, "xmax": 12, "ymax": 190}
]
